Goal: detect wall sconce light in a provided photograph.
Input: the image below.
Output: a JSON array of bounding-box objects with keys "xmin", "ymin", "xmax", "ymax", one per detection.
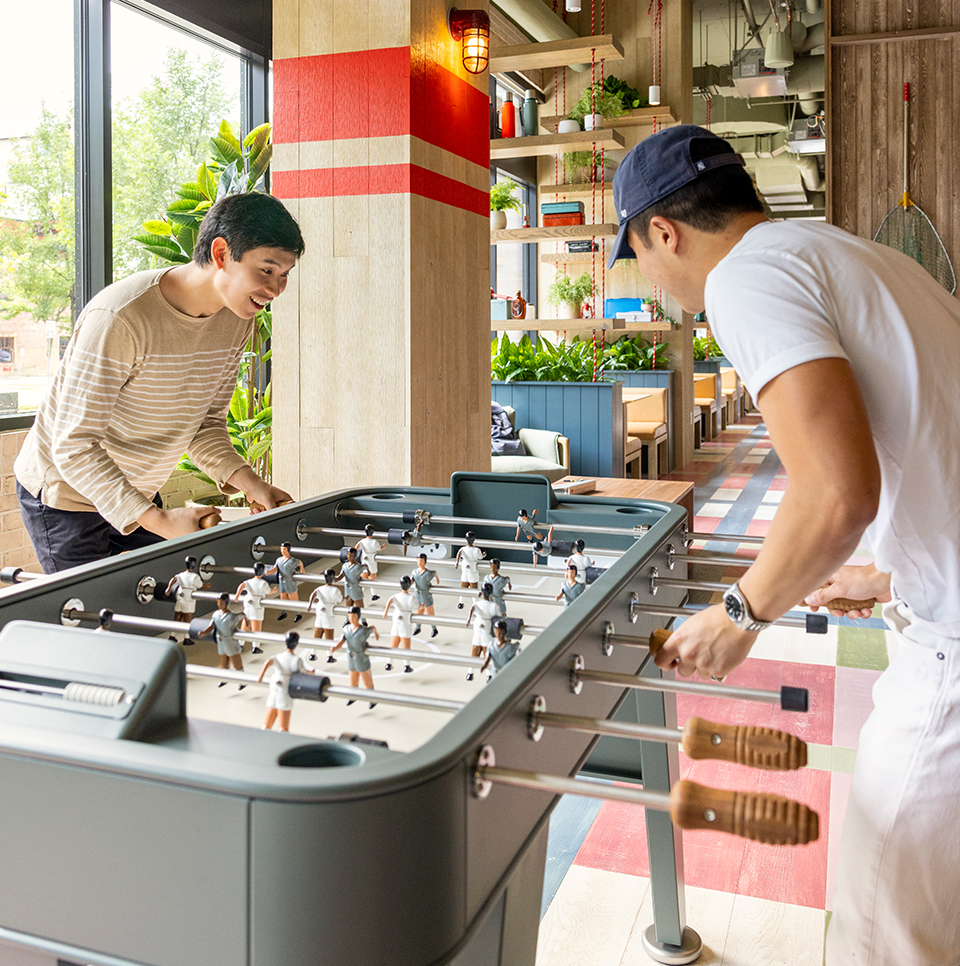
[
  {"xmin": 448, "ymin": 8, "xmax": 490, "ymax": 74},
  {"xmin": 565, "ymin": 0, "xmax": 582, "ymax": 12}
]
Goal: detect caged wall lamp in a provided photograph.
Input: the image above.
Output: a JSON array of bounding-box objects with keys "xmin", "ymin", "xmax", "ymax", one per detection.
[{"xmin": 448, "ymin": 8, "xmax": 490, "ymax": 74}]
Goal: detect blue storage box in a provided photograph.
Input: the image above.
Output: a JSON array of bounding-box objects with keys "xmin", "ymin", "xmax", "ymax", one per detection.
[{"xmin": 604, "ymin": 298, "xmax": 647, "ymax": 317}]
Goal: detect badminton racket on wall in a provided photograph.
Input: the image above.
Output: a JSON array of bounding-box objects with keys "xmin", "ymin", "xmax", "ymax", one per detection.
[{"xmin": 874, "ymin": 82, "xmax": 956, "ymax": 295}]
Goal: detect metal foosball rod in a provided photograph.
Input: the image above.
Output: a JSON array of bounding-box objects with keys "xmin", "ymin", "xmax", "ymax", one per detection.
[
  {"xmin": 525, "ymin": 695, "xmax": 807, "ymax": 769},
  {"xmin": 471, "ymin": 746, "xmax": 819, "ymax": 845},
  {"xmin": 0, "ymin": 566, "xmax": 43, "ymax": 585},
  {"xmin": 583, "ymin": 630, "xmax": 810, "ymax": 712},
  {"xmin": 184, "ymin": 665, "xmax": 466, "ymax": 713},
  {"xmin": 336, "ymin": 507, "xmax": 652, "ymax": 539},
  {"xmin": 683, "ymin": 530, "xmax": 765, "ymax": 545}
]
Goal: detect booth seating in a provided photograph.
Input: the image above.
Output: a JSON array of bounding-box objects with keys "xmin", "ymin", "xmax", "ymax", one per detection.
[
  {"xmin": 693, "ymin": 374, "xmax": 719, "ymax": 441},
  {"xmin": 623, "ymin": 388, "xmax": 669, "ymax": 480},
  {"xmin": 692, "ymin": 404, "xmax": 703, "ymax": 450},
  {"xmin": 722, "ymin": 367, "xmax": 747, "ymax": 424},
  {"xmin": 491, "ymin": 405, "xmax": 571, "ymax": 482}
]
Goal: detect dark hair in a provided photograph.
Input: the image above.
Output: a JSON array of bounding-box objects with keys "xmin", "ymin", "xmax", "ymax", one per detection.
[
  {"xmin": 324, "ymin": 568, "xmax": 336, "ymax": 584},
  {"xmin": 281, "ymin": 541, "xmax": 292, "ymax": 551},
  {"xmin": 185, "ymin": 555, "xmax": 198, "ymax": 569},
  {"xmin": 253, "ymin": 561, "xmax": 266, "ymax": 576},
  {"xmin": 218, "ymin": 592, "xmax": 230, "ymax": 603},
  {"xmin": 519, "ymin": 508, "xmax": 528, "ymax": 517},
  {"xmin": 628, "ymin": 140, "xmax": 763, "ymax": 249},
  {"xmin": 494, "ymin": 619, "xmax": 507, "ymax": 631},
  {"xmin": 490, "ymin": 557, "xmax": 500, "ymax": 569},
  {"xmin": 465, "ymin": 531, "xmax": 476, "ymax": 545},
  {"xmin": 575, "ymin": 539, "xmax": 585, "ymax": 551},
  {"xmin": 193, "ymin": 192, "xmax": 305, "ymax": 266},
  {"xmin": 418, "ymin": 553, "xmax": 427, "ymax": 560},
  {"xmin": 567, "ymin": 563, "xmax": 578, "ymax": 575},
  {"xmin": 349, "ymin": 606, "xmax": 361, "ymax": 616},
  {"xmin": 285, "ymin": 631, "xmax": 299, "ymax": 650},
  {"xmin": 534, "ymin": 542, "xmax": 544, "ymax": 552},
  {"xmin": 364, "ymin": 524, "xmax": 375, "ymax": 536},
  {"xmin": 400, "ymin": 575, "xmax": 412, "ymax": 590},
  {"xmin": 346, "ymin": 547, "xmax": 357, "ymax": 556},
  {"xmin": 481, "ymin": 583, "xmax": 493, "ymax": 599}
]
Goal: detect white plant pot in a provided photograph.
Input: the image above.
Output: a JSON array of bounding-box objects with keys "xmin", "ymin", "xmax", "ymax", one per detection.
[
  {"xmin": 583, "ymin": 113, "xmax": 605, "ymax": 131},
  {"xmin": 491, "ymin": 210, "xmax": 507, "ymax": 230},
  {"xmin": 557, "ymin": 119, "xmax": 581, "ymax": 134},
  {"xmin": 556, "ymin": 301, "xmax": 581, "ymax": 320}
]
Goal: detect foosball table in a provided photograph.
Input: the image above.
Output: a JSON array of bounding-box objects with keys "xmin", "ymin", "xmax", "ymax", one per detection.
[{"xmin": 0, "ymin": 472, "xmax": 819, "ymax": 966}]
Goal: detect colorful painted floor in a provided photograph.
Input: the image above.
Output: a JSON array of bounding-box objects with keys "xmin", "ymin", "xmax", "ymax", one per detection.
[{"xmin": 537, "ymin": 412, "xmax": 887, "ymax": 966}]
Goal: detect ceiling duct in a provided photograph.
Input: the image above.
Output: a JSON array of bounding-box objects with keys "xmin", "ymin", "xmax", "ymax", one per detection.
[{"xmin": 491, "ymin": 0, "xmax": 589, "ymax": 70}]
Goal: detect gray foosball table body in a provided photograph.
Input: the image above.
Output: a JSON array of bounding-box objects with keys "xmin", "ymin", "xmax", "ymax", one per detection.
[{"xmin": 0, "ymin": 472, "xmax": 689, "ymax": 966}]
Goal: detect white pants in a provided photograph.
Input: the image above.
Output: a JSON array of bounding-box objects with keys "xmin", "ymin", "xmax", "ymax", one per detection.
[{"xmin": 826, "ymin": 601, "xmax": 960, "ymax": 966}]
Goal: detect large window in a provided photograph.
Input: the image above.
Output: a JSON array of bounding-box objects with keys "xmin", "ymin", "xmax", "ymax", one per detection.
[
  {"xmin": 0, "ymin": 0, "xmax": 266, "ymax": 422},
  {"xmin": 0, "ymin": 0, "xmax": 75, "ymax": 408}
]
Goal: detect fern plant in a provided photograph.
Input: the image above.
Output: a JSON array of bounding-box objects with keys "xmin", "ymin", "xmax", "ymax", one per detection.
[
  {"xmin": 491, "ymin": 333, "xmax": 606, "ymax": 383},
  {"xmin": 693, "ymin": 334, "xmax": 723, "ymax": 361},
  {"xmin": 604, "ymin": 334, "xmax": 670, "ymax": 371}
]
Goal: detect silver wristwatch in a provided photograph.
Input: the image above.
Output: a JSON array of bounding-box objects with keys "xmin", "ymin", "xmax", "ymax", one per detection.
[{"xmin": 722, "ymin": 581, "xmax": 774, "ymax": 633}]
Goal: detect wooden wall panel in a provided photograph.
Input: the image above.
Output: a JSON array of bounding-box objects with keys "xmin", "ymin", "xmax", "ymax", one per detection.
[{"xmin": 828, "ymin": 0, "xmax": 960, "ymax": 289}]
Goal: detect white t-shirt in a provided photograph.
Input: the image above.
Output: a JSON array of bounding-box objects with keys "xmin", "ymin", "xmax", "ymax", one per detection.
[
  {"xmin": 172, "ymin": 571, "xmax": 203, "ymax": 611},
  {"xmin": 567, "ymin": 552, "xmax": 592, "ymax": 583},
  {"xmin": 458, "ymin": 545, "xmax": 484, "ymax": 581},
  {"xmin": 357, "ymin": 537, "xmax": 381, "ymax": 571},
  {"xmin": 705, "ymin": 220, "xmax": 960, "ymax": 623}
]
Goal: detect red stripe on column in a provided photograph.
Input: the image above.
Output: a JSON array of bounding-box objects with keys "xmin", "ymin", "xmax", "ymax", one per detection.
[
  {"xmin": 273, "ymin": 48, "xmax": 488, "ymax": 169},
  {"xmin": 273, "ymin": 164, "xmax": 488, "ymax": 218}
]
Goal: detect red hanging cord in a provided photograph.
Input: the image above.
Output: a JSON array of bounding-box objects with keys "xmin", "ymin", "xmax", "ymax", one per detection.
[{"xmin": 591, "ymin": 330, "xmax": 597, "ymax": 382}]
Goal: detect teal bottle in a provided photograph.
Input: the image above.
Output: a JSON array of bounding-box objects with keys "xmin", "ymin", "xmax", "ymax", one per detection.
[{"xmin": 521, "ymin": 90, "xmax": 539, "ymax": 137}]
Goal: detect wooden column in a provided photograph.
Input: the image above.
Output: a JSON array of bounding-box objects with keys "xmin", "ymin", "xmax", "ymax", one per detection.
[{"xmin": 271, "ymin": 0, "xmax": 491, "ymax": 498}]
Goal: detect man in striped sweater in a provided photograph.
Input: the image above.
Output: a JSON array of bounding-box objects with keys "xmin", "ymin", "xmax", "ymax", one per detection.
[{"xmin": 15, "ymin": 192, "xmax": 305, "ymax": 572}]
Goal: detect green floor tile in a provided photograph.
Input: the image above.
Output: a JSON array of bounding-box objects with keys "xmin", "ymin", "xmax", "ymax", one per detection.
[{"xmin": 836, "ymin": 625, "xmax": 889, "ymax": 671}]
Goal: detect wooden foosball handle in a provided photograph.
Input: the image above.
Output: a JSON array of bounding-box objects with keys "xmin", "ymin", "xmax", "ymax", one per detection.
[
  {"xmin": 199, "ymin": 512, "xmax": 221, "ymax": 529},
  {"xmin": 249, "ymin": 499, "xmax": 294, "ymax": 513},
  {"xmin": 802, "ymin": 595, "xmax": 876, "ymax": 612},
  {"xmin": 649, "ymin": 628, "xmax": 671, "ymax": 654},
  {"xmin": 671, "ymin": 779, "xmax": 819, "ymax": 845},
  {"xmin": 682, "ymin": 717, "xmax": 807, "ymax": 770}
]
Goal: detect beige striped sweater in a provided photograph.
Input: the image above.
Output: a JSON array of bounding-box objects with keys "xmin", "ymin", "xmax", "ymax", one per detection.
[{"xmin": 15, "ymin": 269, "xmax": 253, "ymax": 534}]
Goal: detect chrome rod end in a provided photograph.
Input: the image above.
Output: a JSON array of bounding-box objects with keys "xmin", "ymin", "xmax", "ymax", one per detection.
[
  {"xmin": 527, "ymin": 695, "xmax": 546, "ymax": 741},
  {"xmin": 600, "ymin": 622, "xmax": 614, "ymax": 658},
  {"xmin": 570, "ymin": 654, "xmax": 585, "ymax": 692},
  {"xmin": 472, "ymin": 745, "xmax": 496, "ymax": 799},
  {"xmin": 135, "ymin": 577, "xmax": 156, "ymax": 605}
]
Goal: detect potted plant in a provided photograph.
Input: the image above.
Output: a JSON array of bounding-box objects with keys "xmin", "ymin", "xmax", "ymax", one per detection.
[
  {"xmin": 490, "ymin": 178, "xmax": 522, "ymax": 230},
  {"xmin": 604, "ymin": 334, "xmax": 670, "ymax": 371},
  {"xmin": 547, "ymin": 272, "xmax": 595, "ymax": 319},
  {"xmin": 567, "ymin": 81, "xmax": 625, "ymax": 131}
]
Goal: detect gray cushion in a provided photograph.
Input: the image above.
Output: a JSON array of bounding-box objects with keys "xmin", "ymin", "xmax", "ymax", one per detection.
[{"xmin": 491, "ymin": 455, "xmax": 569, "ymax": 483}]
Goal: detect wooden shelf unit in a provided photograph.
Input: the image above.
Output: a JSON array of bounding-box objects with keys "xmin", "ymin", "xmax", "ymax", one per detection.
[
  {"xmin": 539, "ymin": 106, "xmax": 677, "ymax": 130},
  {"xmin": 489, "ymin": 34, "xmax": 624, "ymax": 73},
  {"xmin": 540, "ymin": 181, "xmax": 613, "ymax": 194},
  {"xmin": 491, "ymin": 223, "xmax": 618, "ymax": 244},
  {"xmin": 491, "ymin": 129, "xmax": 624, "ymax": 160},
  {"xmin": 491, "ymin": 318, "xmax": 672, "ymax": 332},
  {"xmin": 540, "ymin": 251, "xmax": 606, "ymax": 264}
]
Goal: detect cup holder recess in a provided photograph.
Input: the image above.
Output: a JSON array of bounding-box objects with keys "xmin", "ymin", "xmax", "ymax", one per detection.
[
  {"xmin": 369, "ymin": 493, "xmax": 406, "ymax": 501},
  {"xmin": 615, "ymin": 507, "xmax": 648, "ymax": 515},
  {"xmin": 278, "ymin": 743, "xmax": 365, "ymax": 768}
]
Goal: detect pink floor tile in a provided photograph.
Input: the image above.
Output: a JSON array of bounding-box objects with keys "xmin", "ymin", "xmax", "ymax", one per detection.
[
  {"xmin": 693, "ymin": 517, "xmax": 721, "ymax": 532},
  {"xmin": 737, "ymin": 766, "xmax": 831, "ymax": 908},
  {"xmin": 832, "ymin": 666, "xmax": 881, "ymax": 749},
  {"xmin": 572, "ymin": 798, "xmax": 652, "ymax": 878},
  {"xmin": 745, "ymin": 520, "xmax": 772, "ymax": 537},
  {"xmin": 768, "ymin": 478, "xmax": 789, "ymax": 491},
  {"xmin": 676, "ymin": 659, "xmax": 836, "ymax": 746},
  {"xmin": 826, "ymin": 771, "xmax": 853, "ymax": 910},
  {"xmin": 721, "ymin": 476, "xmax": 751, "ymax": 489}
]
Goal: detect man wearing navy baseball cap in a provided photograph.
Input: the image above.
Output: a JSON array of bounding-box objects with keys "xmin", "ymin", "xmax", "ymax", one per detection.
[{"xmin": 616, "ymin": 125, "xmax": 960, "ymax": 966}]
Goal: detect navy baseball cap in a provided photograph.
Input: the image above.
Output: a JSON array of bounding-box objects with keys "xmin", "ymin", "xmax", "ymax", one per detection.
[{"xmin": 607, "ymin": 125, "xmax": 746, "ymax": 269}]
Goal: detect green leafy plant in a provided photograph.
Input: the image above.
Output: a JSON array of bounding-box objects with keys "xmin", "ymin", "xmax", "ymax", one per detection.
[
  {"xmin": 603, "ymin": 334, "xmax": 670, "ymax": 371},
  {"xmin": 491, "ymin": 333, "xmax": 606, "ymax": 383},
  {"xmin": 602, "ymin": 75, "xmax": 648, "ymax": 111},
  {"xmin": 567, "ymin": 81, "xmax": 625, "ymax": 123},
  {"xmin": 134, "ymin": 120, "xmax": 272, "ymax": 264},
  {"xmin": 546, "ymin": 272, "xmax": 595, "ymax": 306},
  {"xmin": 490, "ymin": 179, "xmax": 523, "ymax": 213},
  {"xmin": 693, "ymin": 334, "xmax": 723, "ymax": 360},
  {"xmin": 134, "ymin": 120, "xmax": 275, "ymax": 484},
  {"xmin": 649, "ymin": 297, "xmax": 677, "ymax": 327}
]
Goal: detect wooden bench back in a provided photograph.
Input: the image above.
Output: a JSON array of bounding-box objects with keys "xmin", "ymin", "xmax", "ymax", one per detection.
[
  {"xmin": 623, "ymin": 387, "xmax": 667, "ymax": 423},
  {"xmin": 694, "ymin": 374, "xmax": 719, "ymax": 400}
]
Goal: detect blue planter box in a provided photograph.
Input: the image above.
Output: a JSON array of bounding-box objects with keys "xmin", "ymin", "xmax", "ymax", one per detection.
[{"xmin": 491, "ymin": 380, "xmax": 625, "ymax": 477}]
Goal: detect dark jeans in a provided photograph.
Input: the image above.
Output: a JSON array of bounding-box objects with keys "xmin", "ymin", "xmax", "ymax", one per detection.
[{"xmin": 17, "ymin": 481, "xmax": 165, "ymax": 573}]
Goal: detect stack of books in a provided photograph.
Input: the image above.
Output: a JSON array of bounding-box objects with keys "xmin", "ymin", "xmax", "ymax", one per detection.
[{"xmin": 541, "ymin": 201, "xmax": 585, "ymax": 227}]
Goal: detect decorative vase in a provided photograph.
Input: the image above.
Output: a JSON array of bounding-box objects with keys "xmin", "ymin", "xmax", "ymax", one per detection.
[
  {"xmin": 583, "ymin": 113, "xmax": 605, "ymax": 131},
  {"xmin": 491, "ymin": 210, "xmax": 507, "ymax": 230},
  {"xmin": 557, "ymin": 301, "xmax": 581, "ymax": 320},
  {"xmin": 557, "ymin": 118, "xmax": 581, "ymax": 134}
]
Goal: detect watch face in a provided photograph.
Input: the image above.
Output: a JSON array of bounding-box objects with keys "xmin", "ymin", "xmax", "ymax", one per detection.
[{"xmin": 724, "ymin": 589, "xmax": 745, "ymax": 623}]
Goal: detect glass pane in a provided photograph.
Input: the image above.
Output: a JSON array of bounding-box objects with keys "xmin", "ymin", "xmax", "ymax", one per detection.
[
  {"xmin": 111, "ymin": 2, "xmax": 242, "ymax": 280},
  {"xmin": 0, "ymin": 0, "xmax": 75, "ymax": 411},
  {"xmin": 494, "ymin": 171, "xmax": 525, "ymax": 303}
]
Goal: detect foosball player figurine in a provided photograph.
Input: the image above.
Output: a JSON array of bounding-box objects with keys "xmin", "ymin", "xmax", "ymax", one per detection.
[
  {"xmin": 456, "ymin": 531, "xmax": 486, "ymax": 608},
  {"xmin": 165, "ymin": 556, "xmax": 206, "ymax": 635},
  {"xmin": 531, "ymin": 525, "xmax": 557, "ymax": 566},
  {"xmin": 566, "ymin": 539, "xmax": 593, "ymax": 584},
  {"xmin": 382, "ymin": 574, "xmax": 417, "ymax": 672},
  {"xmin": 265, "ymin": 542, "xmax": 305, "ymax": 622},
  {"xmin": 307, "ymin": 569, "xmax": 344, "ymax": 662},
  {"xmin": 234, "ymin": 561, "xmax": 274, "ymax": 651},
  {"xmin": 356, "ymin": 524, "xmax": 385, "ymax": 600},
  {"xmin": 556, "ymin": 564, "xmax": 586, "ymax": 607},
  {"xmin": 330, "ymin": 607, "xmax": 379, "ymax": 708},
  {"xmin": 411, "ymin": 553, "xmax": 439, "ymax": 637},
  {"xmin": 201, "ymin": 593, "xmax": 247, "ymax": 689},
  {"xmin": 488, "ymin": 558, "xmax": 512, "ymax": 616},
  {"xmin": 338, "ymin": 547, "xmax": 366, "ymax": 608},
  {"xmin": 257, "ymin": 631, "xmax": 314, "ymax": 732},
  {"xmin": 481, "ymin": 619, "xmax": 520, "ymax": 679},
  {"xmin": 515, "ymin": 508, "xmax": 543, "ymax": 544},
  {"xmin": 465, "ymin": 584, "xmax": 500, "ymax": 682}
]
